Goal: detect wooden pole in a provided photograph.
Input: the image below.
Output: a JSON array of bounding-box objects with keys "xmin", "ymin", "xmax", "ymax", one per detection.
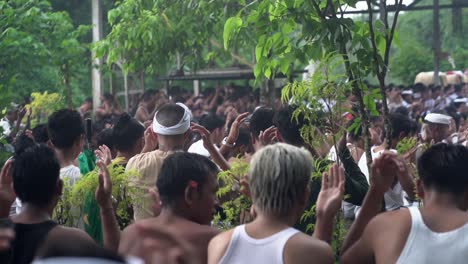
[
  {"xmin": 433, "ymin": 0, "xmax": 441, "ymax": 85},
  {"xmin": 92, "ymin": 0, "xmax": 103, "ymax": 112}
]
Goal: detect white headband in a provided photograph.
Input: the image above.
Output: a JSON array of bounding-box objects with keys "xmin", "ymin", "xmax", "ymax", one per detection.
[{"xmin": 153, "ymin": 103, "xmax": 192, "ymax": 135}]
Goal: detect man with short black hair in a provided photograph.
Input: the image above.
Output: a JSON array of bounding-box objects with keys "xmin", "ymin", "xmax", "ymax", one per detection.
[
  {"xmin": 126, "ymin": 103, "xmax": 192, "ymax": 220},
  {"xmin": 112, "ymin": 113, "xmax": 145, "ymax": 164},
  {"xmin": 47, "ymin": 109, "xmax": 85, "ymax": 185},
  {"xmin": 120, "ymin": 152, "xmax": 220, "ymax": 263},
  {"xmin": 0, "ymin": 145, "xmax": 92, "ymax": 264},
  {"xmin": 342, "ymin": 144, "xmax": 468, "ymax": 263}
]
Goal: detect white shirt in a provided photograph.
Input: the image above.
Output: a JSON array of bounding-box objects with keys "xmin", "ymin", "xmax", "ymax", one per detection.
[
  {"xmin": 357, "ymin": 147, "xmax": 407, "ymax": 213},
  {"xmin": 0, "ymin": 118, "xmax": 12, "ymax": 135},
  {"xmin": 188, "ymin": 139, "xmax": 218, "ymax": 157},
  {"xmin": 219, "ymin": 225, "xmax": 299, "ymax": 264},
  {"xmin": 397, "ymin": 207, "xmax": 468, "ymax": 264},
  {"xmin": 60, "ymin": 165, "xmax": 81, "ymax": 185}
]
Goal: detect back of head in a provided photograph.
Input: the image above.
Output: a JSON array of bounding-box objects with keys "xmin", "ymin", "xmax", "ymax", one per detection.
[
  {"xmin": 13, "ymin": 144, "xmax": 60, "ymax": 207},
  {"xmin": 389, "ymin": 113, "xmax": 412, "ymax": 140},
  {"xmin": 113, "ymin": 113, "xmax": 144, "ymax": 152},
  {"xmin": 96, "ymin": 128, "xmax": 115, "ymax": 150},
  {"xmin": 156, "ymin": 104, "xmax": 185, "ymax": 127},
  {"xmin": 417, "ymin": 144, "xmax": 468, "ymax": 195},
  {"xmin": 48, "ymin": 109, "xmax": 84, "ymax": 149},
  {"xmin": 14, "ymin": 134, "xmax": 35, "ymax": 157},
  {"xmin": 249, "ymin": 143, "xmax": 313, "ymax": 216},
  {"xmin": 249, "ymin": 107, "xmax": 274, "ymax": 138},
  {"xmin": 32, "ymin": 124, "xmax": 49, "ymax": 144},
  {"xmin": 199, "ymin": 114, "xmax": 225, "ymax": 132},
  {"xmin": 274, "ymin": 106, "xmax": 305, "ymax": 146},
  {"xmin": 157, "ymin": 152, "xmax": 218, "ymax": 207}
]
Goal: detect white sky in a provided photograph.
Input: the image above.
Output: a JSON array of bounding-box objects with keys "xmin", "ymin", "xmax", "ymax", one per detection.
[{"xmin": 346, "ymin": 0, "xmax": 416, "ymax": 12}]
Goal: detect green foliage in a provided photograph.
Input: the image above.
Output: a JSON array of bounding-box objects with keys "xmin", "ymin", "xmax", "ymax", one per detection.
[
  {"xmin": 0, "ymin": 0, "xmax": 90, "ymax": 105},
  {"xmin": 396, "ymin": 137, "xmax": 418, "ymax": 155},
  {"xmin": 214, "ymin": 158, "xmax": 251, "ymax": 230},
  {"xmin": 95, "ymin": 0, "xmax": 246, "ymax": 75},
  {"xmin": 389, "ymin": 0, "xmax": 468, "ymax": 84},
  {"xmin": 28, "ymin": 92, "xmax": 65, "ymax": 125},
  {"xmin": 54, "ymin": 159, "xmax": 138, "ymax": 228}
]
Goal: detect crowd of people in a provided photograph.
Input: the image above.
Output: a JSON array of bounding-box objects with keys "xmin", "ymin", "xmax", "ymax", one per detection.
[{"xmin": 0, "ymin": 79, "xmax": 467, "ymax": 264}]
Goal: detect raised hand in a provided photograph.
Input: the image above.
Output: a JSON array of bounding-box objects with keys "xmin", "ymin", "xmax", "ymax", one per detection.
[
  {"xmin": 370, "ymin": 152, "xmax": 401, "ymax": 195},
  {"xmin": 191, "ymin": 123, "xmax": 213, "ymax": 150},
  {"xmin": 316, "ymin": 163, "xmax": 345, "ymax": 219},
  {"xmin": 226, "ymin": 112, "xmax": 249, "ymax": 145},
  {"xmin": 0, "ymin": 160, "xmax": 16, "ymax": 217},
  {"xmin": 95, "ymin": 161, "xmax": 113, "ymax": 209},
  {"xmin": 259, "ymin": 126, "xmax": 278, "ymax": 147},
  {"xmin": 95, "ymin": 145, "xmax": 112, "ymax": 166},
  {"xmin": 143, "ymin": 124, "xmax": 158, "ymax": 152}
]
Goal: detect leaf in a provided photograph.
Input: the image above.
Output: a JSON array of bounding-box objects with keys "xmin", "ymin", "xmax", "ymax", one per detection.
[{"xmin": 223, "ymin": 17, "xmax": 243, "ymax": 49}]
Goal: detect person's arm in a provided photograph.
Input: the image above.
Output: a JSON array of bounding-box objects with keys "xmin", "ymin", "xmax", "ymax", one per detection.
[
  {"xmin": 141, "ymin": 125, "xmax": 158, "ymax": 153},
  {"xmin": 191, "ymin": 124, "xmax": 230, "ymax": 171},
  {"xmin": 95, "ymin": 161, "xmax": 120, "ymax": 252},
  {"xmin": 341, "ymin": 152, "xmax": 399, "ymax": 254},
  {"xmin": 313, "ymin": 164, "xmax": 345, "ymax": 244},
  {"xmin": 338, "ymin": 143, "xmax": 369, "ymax": 206},
  {"xmin": 219, "ymin": 112, "xmax": 249, "ymax": 157},
  {"xmin": 0, "ymin": 160, "xmax": 15, "ymax": 218}
]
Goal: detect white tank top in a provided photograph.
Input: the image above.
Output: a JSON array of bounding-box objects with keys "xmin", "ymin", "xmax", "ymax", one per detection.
[
  {"xmin": 218, "ymin": 225, "xmax": 299, "ymax": 264},
  {"xmin": 397, "ymin": 207, "xmax": 468, "ymax": 264}
]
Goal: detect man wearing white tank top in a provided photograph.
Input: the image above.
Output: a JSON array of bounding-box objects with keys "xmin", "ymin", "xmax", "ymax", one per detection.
[
  {"xmin": 208, "ymin": 143, "xmax": 346, "ymax": 264},
  {"xmin": 341, "ymin": 144, "xmax": 468, "ymax": 264}
]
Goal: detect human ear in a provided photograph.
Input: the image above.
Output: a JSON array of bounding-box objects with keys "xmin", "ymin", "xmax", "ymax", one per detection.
[
  {"xmin": 184, "ymin": 181, "xmax": 198, "ymax": 206},
  {"xmin": 416, "ymin": 179, "xmax": 424, "ymax": 200},
  {"xmin": 57, "ymin": 179, "xmax": 64, "ymax": 196}
]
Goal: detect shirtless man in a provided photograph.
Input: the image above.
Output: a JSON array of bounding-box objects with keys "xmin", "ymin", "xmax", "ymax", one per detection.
[
  {"xmin": 0, "ymin": 145, "xmax": 93, "ymax": 264},
  {"xmin": 119, "ymin": 152, "xmax": 220, "ymax": 263},
  {"xmin": 341, "ymin": 144, "xmax": 468, "ymax": 263},
  {"xmin": 208, "ymin": 143, "xmax": 345, "ymax": 264}
]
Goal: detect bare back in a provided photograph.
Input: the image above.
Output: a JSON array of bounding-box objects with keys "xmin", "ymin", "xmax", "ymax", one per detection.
[
  {"xmin": 119, "ymin": 216, "xmax": 219, "ymax": 263},
  {"xmin": 342, "ymin": 207, "xmax": 468, "ymax": 264}
]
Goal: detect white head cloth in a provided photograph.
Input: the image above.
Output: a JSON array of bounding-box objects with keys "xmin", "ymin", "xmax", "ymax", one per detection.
[
  {"xmin": 152, "ymin": 102, "xmax": 192, "ymax": 135},
  {"xmin": 424, "ymin": 113, "xmax": 451, "ymax": 125}
]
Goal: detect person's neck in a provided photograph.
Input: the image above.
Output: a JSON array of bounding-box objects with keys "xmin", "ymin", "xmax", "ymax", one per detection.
[
  {"xmin": 249, "ymin": 211, "xmax": 297, "ymax": 231},
  {"xmin": 55, "ymin": 148, "xmax": 77, "ymax": 168},
  {"xmin": 13, "ymin": 203, "xmax": 54, "ymax": 223},
  {"xmin": 158, "ymin": 206, "xmax": 197, "ymax": 224},
  {"xmin": 158, "ymin": 141, "xmax": 185, "ymax": 152},
  {"xmin": 117, "ymin": 150, "xmax": 137, "ymax": 163},
  {"xmin": 423, "ymin": 191, "xmax": 466, "ymax": 212}
]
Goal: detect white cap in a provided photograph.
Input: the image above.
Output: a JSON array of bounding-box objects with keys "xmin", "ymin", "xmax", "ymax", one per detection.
[
  {"xmin": 424, "ymin": 113, "xmax": 452, "ymax": 125},
  {"xmin": 401, "ymin": 90, "xmax": 413, "ymax": 95},
  {"xmin": 454, "ymin": 98, "xmax": 468, "ymax": 104}
]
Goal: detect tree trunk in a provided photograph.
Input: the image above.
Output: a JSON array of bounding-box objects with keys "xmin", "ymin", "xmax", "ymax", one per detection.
[{"xmin": 92, "ymin": 0, "xmax": 103, "ymax": 111}]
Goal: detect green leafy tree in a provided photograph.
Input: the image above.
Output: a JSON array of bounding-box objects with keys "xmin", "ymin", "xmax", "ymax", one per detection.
[{"xmin": 0, "ymin": 0, "xmax": 90, "ymax": 107}]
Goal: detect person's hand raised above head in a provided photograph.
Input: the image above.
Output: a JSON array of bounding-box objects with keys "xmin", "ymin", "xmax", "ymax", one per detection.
[
  {"xmin": 190, "ymin": 123, "xmax": 213, "ymax": 150},
  {"xmin": 0, "ymin": 159, "xmax": 15, "ymax": 212},
  {"xmin": 370, "ymin": 152, "xmax": 403, "ymax": 195},
  {"xmin": 95, "ymin": 160, "xmax": 113, "ymax": 209},
  {"xmin": 316, "ymin": 163, "xmax": 345, "ymax": 219},
  {"xmin": 259, "ymin": 126, "xmax": 278, "ymax": 147},
  {"xmin": 95, "ymin": 145, "xmax": 112, "ymax": 166},
  {"xmin": 226, "ymin": 112, "xmax": 249, "ymax": 145}
]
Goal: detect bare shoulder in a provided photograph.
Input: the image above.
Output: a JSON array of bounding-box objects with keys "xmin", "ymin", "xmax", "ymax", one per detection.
[
  {"xmin": 285, "ymin": 232, "xmax": 334, "ymax": 264},
  {"xmin": 49, "ymin": 225, "xmax": 94, "ymax": 243},
  {"xmin": 208, "ymin": 229, "xmax": 236, "ymax": 264},
  {"xmin": 366, "ymin": 208, "xmax": 411, "ymax": 236}
]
